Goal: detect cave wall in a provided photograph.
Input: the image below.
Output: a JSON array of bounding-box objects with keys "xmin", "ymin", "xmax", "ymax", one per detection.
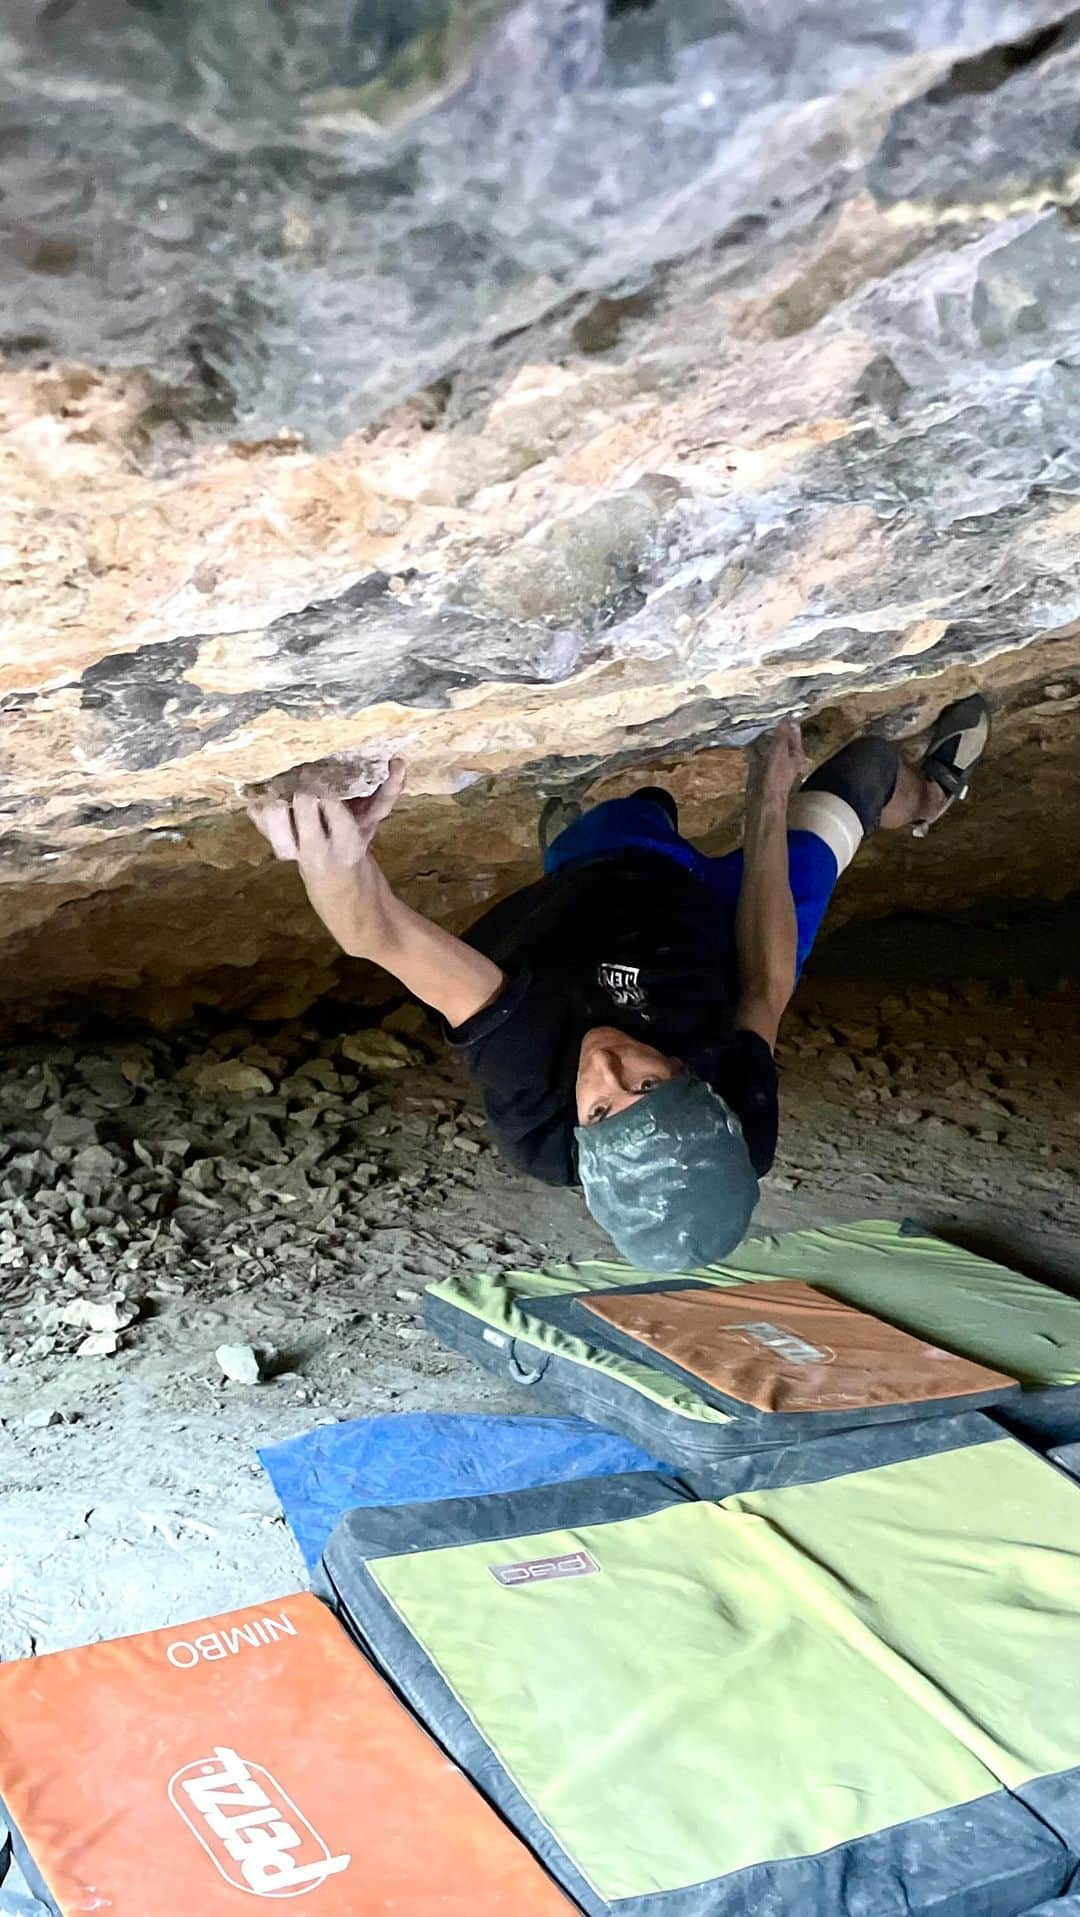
[{"xmin": 3, "ymin": 0, "xmax": 1080, "ymax": 1030}]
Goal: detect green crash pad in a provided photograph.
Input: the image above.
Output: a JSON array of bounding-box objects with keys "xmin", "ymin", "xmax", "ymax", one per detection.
[
  {"xmin": 323, "ymin": 1415, "xmax": 1080, "ymax": 1916},
  {"xmin": 424, "ymin": 1220, "xmax": 1080, "ymax": 1465}
]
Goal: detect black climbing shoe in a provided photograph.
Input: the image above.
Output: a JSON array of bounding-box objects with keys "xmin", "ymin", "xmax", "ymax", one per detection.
[
  {"xmin": 913, "ymin": 693, "xmax": 990, "ymax": 835},
  {"xmin": 538, "ymin": 796, "xmax": 583, "ymax": 857},
  {"xmin": 633, "ymin": 785, "xmax": 680, "ymax": 831}
]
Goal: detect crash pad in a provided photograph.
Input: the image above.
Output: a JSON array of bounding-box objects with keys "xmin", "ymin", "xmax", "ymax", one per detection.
[
  {"xmin": 259, "ymin": 1411, "xmax": 661, "ymax": 1570},
  {"xmin": 424, "ymin": 1221, "xmax": 1080, "ymax": 1465},
  {"xmin": 323, "ymin": 1414, "xmax": 1080, "ymax": 1916},
  {"xmin": 0, "ymin": 1592, "xmax": 573, "ymax": 1916},
  {"xmin": 1052, "ymin": 1443, "xmax": 1080, "ymax": 1484},
  {"xmin": 565, "ymin": 1277, "xmax": 1016, "ymax": 1429}
]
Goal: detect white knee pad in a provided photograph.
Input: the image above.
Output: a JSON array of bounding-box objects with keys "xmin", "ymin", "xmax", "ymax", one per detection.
[{"xmin": 788, "ymin": 790, "xmax": 865, "ymax": 873}]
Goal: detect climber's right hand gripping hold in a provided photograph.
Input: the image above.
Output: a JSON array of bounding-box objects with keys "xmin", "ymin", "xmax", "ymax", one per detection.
[{"xmin": 247, "ymin": 758, "xmax": 505, "ymax": 1031}]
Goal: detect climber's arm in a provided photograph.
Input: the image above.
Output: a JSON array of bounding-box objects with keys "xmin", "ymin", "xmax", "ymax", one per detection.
[
  {"xmin": 312, "ymin": 851, "xmax": 505, "ymax": 1028},
  {"xmin": 248, "ymin": 769, "xmax": 505, "ymax": 1029},
  {"xmin": 734, "ymin": 720, "xmax": 809, "ymax": 1052}
]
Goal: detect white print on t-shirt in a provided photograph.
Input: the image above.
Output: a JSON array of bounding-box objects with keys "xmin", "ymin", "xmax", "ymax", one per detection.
[
  {"xmin": 169, "ymin": 1746, "xmax": 351, "ymax": 1897},
  {"xmin": 598, "ymin": 961, "xmax": 647, "ymax": 1010}
]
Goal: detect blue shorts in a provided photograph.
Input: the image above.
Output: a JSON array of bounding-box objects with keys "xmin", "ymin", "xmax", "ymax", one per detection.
[{"xmin": 543, "ymin": 795, "xmax": 839, "ymax": 978}]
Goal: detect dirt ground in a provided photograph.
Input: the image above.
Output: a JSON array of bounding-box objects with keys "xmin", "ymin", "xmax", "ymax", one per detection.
[{"xmin": 1, "ymin": 900, "xmax": 1077, "ymax": 1660}]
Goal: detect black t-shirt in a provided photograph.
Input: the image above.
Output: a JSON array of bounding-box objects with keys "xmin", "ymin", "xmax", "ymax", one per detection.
[{"xmin": 446, "ymin": 853, "xmax": 778, "ymax": 1186}]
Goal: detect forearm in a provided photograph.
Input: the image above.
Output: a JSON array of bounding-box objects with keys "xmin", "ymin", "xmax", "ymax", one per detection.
[
  {"xmin": 300, "ymin": 855, "xmax": 504, "ymax": 1029},
  {"xmin": 735, "ymin": 797, "xmax": 797, "ymax": 1041}
]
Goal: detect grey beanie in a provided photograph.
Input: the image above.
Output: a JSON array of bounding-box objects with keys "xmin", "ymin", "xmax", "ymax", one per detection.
[{"xmin": 575, "ymin": 1076, "xmax": 759, "ymax": 1272}]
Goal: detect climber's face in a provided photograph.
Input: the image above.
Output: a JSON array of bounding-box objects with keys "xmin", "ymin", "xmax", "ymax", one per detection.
[{"xmin": 575, "ymin": 1027, "xmax": 683, "ymax": 1128}]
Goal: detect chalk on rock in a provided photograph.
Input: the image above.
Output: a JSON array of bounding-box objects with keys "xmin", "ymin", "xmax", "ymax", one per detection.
[
  {"xmin": 240, "ymin": 750, "xmax": 392, "ymax": 809},
  {"xmin": 215, "ymin": 1342, "xmax": 263, "ymax": 1385}
]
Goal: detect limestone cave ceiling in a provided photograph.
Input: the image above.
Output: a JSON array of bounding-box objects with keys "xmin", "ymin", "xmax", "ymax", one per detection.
[{"xmin": 2, "ymin": 0, "xmax": 1080, "ymax": 1026}]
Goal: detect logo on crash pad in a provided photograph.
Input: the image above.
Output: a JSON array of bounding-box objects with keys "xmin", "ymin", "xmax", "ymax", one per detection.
[
  {"xmin": 732, "ymin": 1320, "xmax": 831, "ymax": 1365},
  {"xmin": 490, "ymin": 1549, "xmax": 599, "ymax": 1587},
  {"xmin": 169, "ymin": 1746, "xmax": 351, "ymax": 1897}
]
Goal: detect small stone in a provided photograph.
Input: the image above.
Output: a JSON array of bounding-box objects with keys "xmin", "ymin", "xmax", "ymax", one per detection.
[
  {"xmin": 215, "ymin": 1342, "xmax": 263, "ymax": 1384},
  {"xmin": 170, "ymin": 1205, "xmax": 221, "ymax": 1242},
  {"xmin": 71, "ymin": 1144, "xmax": 121, "ymax": 1192},
  {"xmin": 238, "ymin": 1045, "xmax": 284, "ymax": 1077},
  {"xmin": 191, "ymin": 1061, "xmax": 275, "ymax": 1097},
  {"xmin": 24, "ymin": 1405, "xmax": 64, "ymax": 1429},
  {"xmin": 46, "ymin": 1114, "xmax": 99, "ymax": 1150},
  {"xmin": 451, "ymin": 1135, "xmax": 482, "ymax": 1154},
  {"xmin": 383, "ymin": 1003, "xmax": 428, "ymax": 1040},
  {"xmin": 341, "ymin": 1031, "xmax": 415, "ymax": 1072},
  {"xmin": 60, "ymin": 1296, "xmax": 138, "ymax": 1335},
  {"xmin": 79, "ymin": 1062, "xmax": 135, "ymax": 1108},
  {"xmin": 394, "ymin": 1286, "xmax": 421, "ymax": 1302},
  {"xmin": 826, "ymin": 1051, "xmax": 859, "ymax": 1083},
  {"xmin": 119, "ymin": 1046, "xmax": 157, "ymax": 1085},
  {"xmin": 830, "ymin": 1021, "xmax": 879, "ymax": 1050},
  {"xmin": 183, "ymin": 1158, "xmax": 219, "ymax": 1193},
  {"xmin": 291, "ymin": 1058, "xmax": 342, "ymax": 1091},
  {"xmin": 159, "ymin": 1136, "xmax": 193, "ymax": 1160},
  {"xmin": 76, "ymin": 1329, "xmax": 121, "ymax": 1358}
]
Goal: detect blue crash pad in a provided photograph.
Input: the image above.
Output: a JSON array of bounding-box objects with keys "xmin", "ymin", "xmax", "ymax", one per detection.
[{"xmin": 259, "ymin": 1411, "xmax": 662, "ymax": 1570}]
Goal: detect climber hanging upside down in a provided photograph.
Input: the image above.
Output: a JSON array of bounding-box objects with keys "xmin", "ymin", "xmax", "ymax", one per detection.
[{"xmin": 248, "ymin": 697, "xmax": 990, "ymax": 1270}]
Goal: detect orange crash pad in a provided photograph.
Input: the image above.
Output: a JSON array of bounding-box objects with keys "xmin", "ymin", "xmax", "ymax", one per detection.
[
  {"xmin": 579, "ymin": 1279, "xmax": 1017, "ymax": 1420},
  {"xmin": 0, "ymin": 1592, "xmax": 573, "ymax": 1915}
]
